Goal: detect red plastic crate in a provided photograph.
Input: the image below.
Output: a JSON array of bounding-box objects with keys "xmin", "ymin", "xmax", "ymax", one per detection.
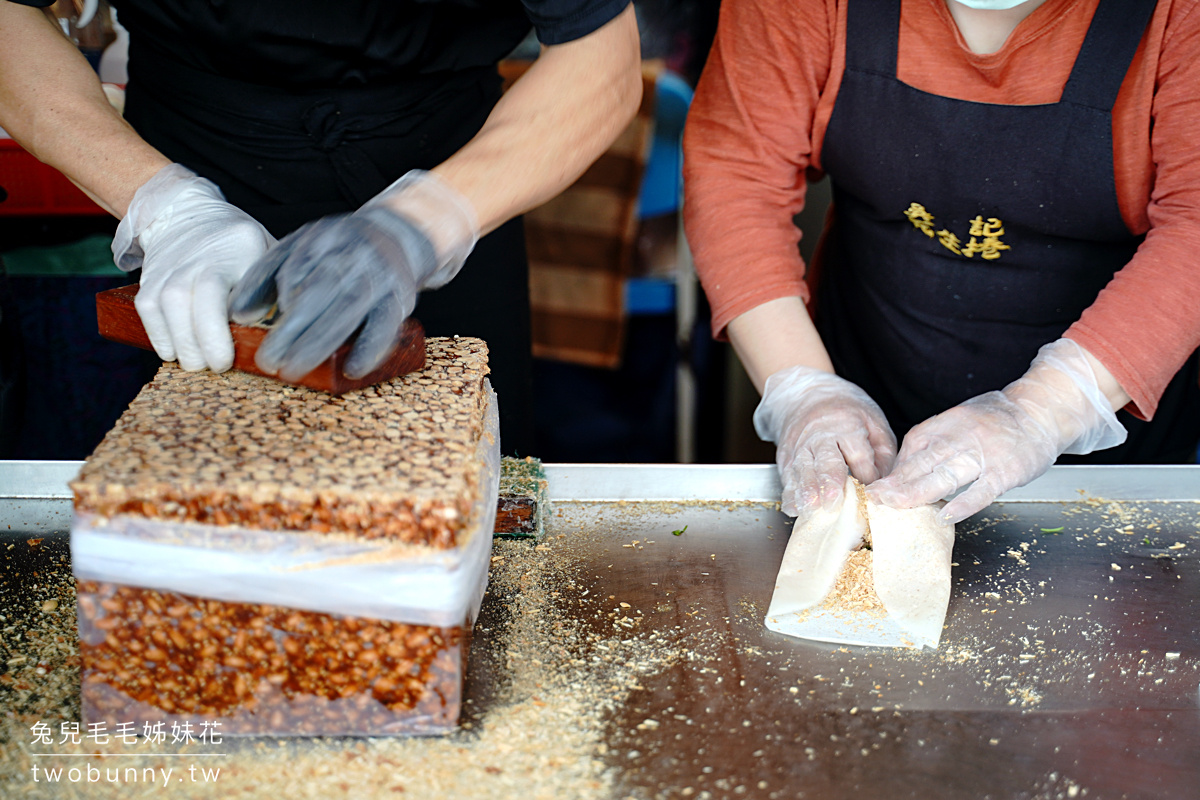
[{"xmin": 0, "ymin": 139, "xmax": 107, "ymax": 216}]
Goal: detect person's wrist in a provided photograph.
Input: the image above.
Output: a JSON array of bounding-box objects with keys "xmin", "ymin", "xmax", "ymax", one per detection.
[
  {"xmin": 369, "ymin": 170, "xmax": 478, "ymax": 284},
  {"xmin": 356, "ymin": 206, "xmax": 438, "ymax": 289},
  {"xmin": 1005, "ymin": 339, "xmax": 1127, "ymax": 456},
  {"xmin": 754, "ymin": 365, "xmax": 877, "ymax": 446},
  {"xmin": 1078, "ymin": 347, "xmax": 1131, "ymax": 412},
  {"xmin": 754, "ymin": 364, "xmax": 827, "ymax": 444},
  {"xmin": 115, "ymin": 165, "xmax": 226, "ymax": 267}
]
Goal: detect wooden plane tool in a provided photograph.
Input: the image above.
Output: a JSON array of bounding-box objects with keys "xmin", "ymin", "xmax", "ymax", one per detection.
[{"xmin": 96, "ymin": 284, "xmax": 426, "ymax": 395}]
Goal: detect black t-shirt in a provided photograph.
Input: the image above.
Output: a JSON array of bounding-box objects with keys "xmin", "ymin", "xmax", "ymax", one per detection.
[{"xmin": 99, "ymin": 0, "xmax": 628, "ymax": 89}]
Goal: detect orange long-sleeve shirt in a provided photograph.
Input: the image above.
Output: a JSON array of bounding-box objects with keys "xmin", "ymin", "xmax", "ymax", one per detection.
[{"xmin": 683, "ymin": 0, "xmax": 1200, "ymax": 418}]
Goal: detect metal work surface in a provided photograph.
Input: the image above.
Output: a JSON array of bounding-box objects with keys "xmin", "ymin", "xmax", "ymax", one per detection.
[
  {"xmin": 531, "ymin": 483, "xmax": 1200, "ymax": 799},
  {"xmin": 0, "ymin": 463, "xmax": 1197, "ymax": 799}
]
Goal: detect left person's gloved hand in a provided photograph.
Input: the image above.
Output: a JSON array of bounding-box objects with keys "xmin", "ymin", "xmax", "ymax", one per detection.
[
  {"xmin": 868, "ymin": 338, "xmax": 1128, "ymax": 525},
  {"xmin": 754, "ymin": 364, "xmax": 897, "ymax": 519},
  {"xmin": 112, "ymin": 164, "xmax": 277, "ymax": 372},
  {"xmin": 229, "ymin": 170, "xmax": 479, "ymax": 382}
]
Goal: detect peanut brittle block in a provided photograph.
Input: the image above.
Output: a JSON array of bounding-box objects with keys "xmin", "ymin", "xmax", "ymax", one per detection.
[
  {"xmin": 76, "ymin": 581, "xmax": 467, "ymax": 735},
  {"xmin": 71, "ymin": 337, "xmax": 496, "ymax": 735},
  {"xmin": 72, "ymin": 337, "xmax": 491, "ymax": 548}
]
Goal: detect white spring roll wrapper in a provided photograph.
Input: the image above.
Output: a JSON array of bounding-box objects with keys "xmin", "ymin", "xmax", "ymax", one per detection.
[
  {"xmin": 867, "ymin": 501, "xmax": 955, "ymax": 648},
  {"xmin": 765, "ymin": 476, "xmax": 955, "ymax": 649},
  {"xmin": 765, "ymin": 475, "xmax": 866, "ymax": 617}
]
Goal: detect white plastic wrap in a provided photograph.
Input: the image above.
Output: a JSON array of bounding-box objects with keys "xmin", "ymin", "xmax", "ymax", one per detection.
[{"xmin": 70, "ymin": 384, "xmax": 500, "ymax": 628}]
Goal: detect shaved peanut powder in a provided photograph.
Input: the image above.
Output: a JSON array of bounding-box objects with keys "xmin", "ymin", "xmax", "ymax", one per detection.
[
  {"xmin": 820, "ymin": 549, "xmax": 886, "ymax": 615},
  {"xmin": 818, "ymin": 479, "xmax": 884, "ymax": 614}
]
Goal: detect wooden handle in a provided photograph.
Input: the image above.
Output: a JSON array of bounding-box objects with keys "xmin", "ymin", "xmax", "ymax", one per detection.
[{"xmin": 96, "ymin": 285, "xmax": 426, "ymax": 395}]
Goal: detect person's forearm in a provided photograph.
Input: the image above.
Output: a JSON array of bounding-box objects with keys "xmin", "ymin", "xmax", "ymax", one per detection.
[
  {"xmin": 726, "ymin": 296, "xmax": 835, "ymax": 393},
  {"xmin": 1076, "ymin": 344, "xmax": 1131, "ymax": 412},
  {"xmin": 428, "ymin": 5, "xmax": 642, "ymax": 236},
  {"xmin": 0, "ymin": 4, "xmax": 168, "ymax": 216}
]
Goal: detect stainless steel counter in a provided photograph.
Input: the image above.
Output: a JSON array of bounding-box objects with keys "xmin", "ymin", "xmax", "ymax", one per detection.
[{"xmin": 2, "ymin": 462, "xmax": 1198, "ymax": 799}]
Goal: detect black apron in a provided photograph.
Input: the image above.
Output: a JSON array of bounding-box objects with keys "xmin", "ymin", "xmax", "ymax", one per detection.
[
  {"xmin": 816, "ymin": 0, "xmax": 1200, "ymax": 464},
  {"xmin": 122, "ymin": 43, "xmax": 536, "ymax": 455}
]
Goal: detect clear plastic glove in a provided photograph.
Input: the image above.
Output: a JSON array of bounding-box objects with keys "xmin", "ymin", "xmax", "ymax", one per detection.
[
  {"xmin": 112, "ymin": 164, "xmax": 276, "ymax": 372},
  {"xmin": 753, "ymin": 365, "xmax": 898, "ymax": 518},
  {"xmin": 869, "ymin": 338, "xmax": 1127, "ymax": 525},
  {"xmin": 229, "ymin": 170, "xmax": 478, "ymax": 382}
]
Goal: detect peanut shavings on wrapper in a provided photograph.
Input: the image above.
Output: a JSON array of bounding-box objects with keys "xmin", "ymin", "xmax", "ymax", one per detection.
[{"xmin": 765, "ymin": 476, "xmax": 955, "ymax": 650}]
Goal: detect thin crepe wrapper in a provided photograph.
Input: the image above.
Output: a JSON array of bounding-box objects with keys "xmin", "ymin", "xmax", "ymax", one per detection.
[{"xmin": 765, "ymin": 477, "xmax": 954, "ymax": 649}]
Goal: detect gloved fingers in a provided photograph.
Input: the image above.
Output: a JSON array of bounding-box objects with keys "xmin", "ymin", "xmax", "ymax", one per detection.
[
  {"xmin": 253, "ymin": 291, "xmax": 326, "ymax": 377},
  {"xmin": 816, "ymin": 435, "xmax": 855, "ymax": 508},
  {"xmin": 157, "ymin": 278, "xmax": 209, "ymax": 371},
  {"xmin": 778, "ymin": 446, "xmax": 815, "ymax": 518},
  {"xmin": 191, "ymin": 270, "xmax": 237, "ymax": 373},
  {"xmin": 252, "ymin": 255, "xmax": 365, "ymax": 376},
  {"xmin": 780, "ymin": 439, "xmax": 849, "ymax": 517},
  {"xmin": 937, "ymin": 476, "xmax": 1003, "ymax": 525},
  {"xmin": 132, "ymin": 276, "xmax": 177, "ymax": 363},
  {"xmin": 229, "ymin": 240, "xmax": 291, "ymax": 325},
  {"xmin": 873, "ymin": 448, "xmax": 897, "ymax": 483},
  {"xmin": 780, "ymin": 468, "xmax": 837, "ymax": 519},
  {"xmin": 870, "ymin": 418, "xmax": 950, "ymax": 490},
  {"xmin": 274, "ymin": 247, "xmax": 333, "ymax": 311},
  {"xmin": 344, "ymin": 292, "xmax": 409, "ymax": 379},
  {"xmin": 235, "ymin": 209, "xmax": 433, "ymax": 381},
  {"xmin": 778, "ymin": 472, "xmax": 804, "ymax": 518},
  {"xmin": 121, "ymin": 169, "xmax": 275, "ymax": 369},
  {"xmin": 259, "ymin": 220, "xmax": 381, "ymax": 324},
  {"xmin": 276, "ymin": 304, "xmax": 368, "ymax": 383},
  {"xmin": 255, "ymin": 269, "xmax": 375, "ymax": 382},
  {"xmin": 776, "ymin": 441, "xmax": 804, "ymax": 518},
  {"xmin": 271, "ymin": 218, "xmax": 368, "ymax": 310},
  {"xmin": 869, "ymin": 441, "xmax": 981, "ymax": 510},
  {"xmin": 868, "ymin": 420, "xmax": 899, "ymax": 479},
  {"xmin": 838, "ymin": 424, "xmax": 894, "ymax": 486}
]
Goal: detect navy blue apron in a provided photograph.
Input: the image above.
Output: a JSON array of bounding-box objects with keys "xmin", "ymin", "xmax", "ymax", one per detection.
[
  {"xmin": 816, "ymin": 0, "xmax": 1200, "ymax": 463},
  {"xmin": 122, "ymin": 44, "xmax": 536, "ymax": 455}
]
